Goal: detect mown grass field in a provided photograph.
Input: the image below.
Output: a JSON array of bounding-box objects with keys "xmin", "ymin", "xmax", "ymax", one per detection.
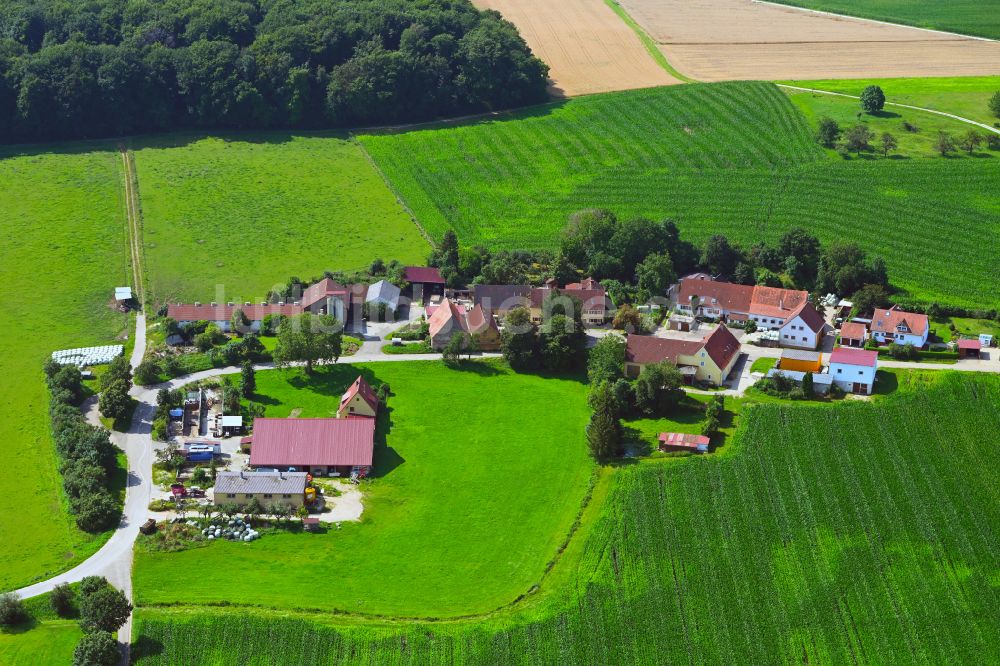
[
  {"xmin": 781, "ymin": 76, "xmax": 1000, "ymax": 126},
  {"xmin": 133, "ymin": 360, "xmax": 594, "ymax": 617},
  {"xmin": 767, "ymin": 0, "xmax": 1000, "ymax": 40},
  {"xmin": 359, "ymin": 81, "xmax": 1000, "ymax": 309},
  {"xmin": 0, "ymin": 146, "xmax": 131, "ymax": 591},
  {"xmin": 135, "ymin": 372, "xmax": 1000, "ymax": 664},
  {"xmin": 785, "ymin": 87, "xmax": 998, "ymax": 158},
  {"xmin": 134, "ymin": 133, "xmax": 429, "ymax": 305},
  {"xmin": 0, "ymin": 591, "xmax": 82, "ymax": 665}
]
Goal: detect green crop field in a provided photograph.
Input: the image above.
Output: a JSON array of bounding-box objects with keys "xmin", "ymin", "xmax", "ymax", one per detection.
[
  {"xmin": 133, "ymin": 360, "xmax": 594, "ymax": 617},
  {"xmin": 135, "ymin": 372, "xmax": 1000, "ymax": 664},
  {"xmin": 781, "ymin": 76, "xmax": 1000, "ymax": 126},
  {"xmin": 133, "ymin": 133, "xmax": 430, "ymax": 305},
  {"xmin": 0, "ymin": 146, "xmax": 131, "ymax": 591},
  {"xmin": 766, "ymin": 0, "xmax": 1000, "ymax": 40},
  {"xmin": 359, "ymin": 81, "xmax": 1000, "ymax": 309}
]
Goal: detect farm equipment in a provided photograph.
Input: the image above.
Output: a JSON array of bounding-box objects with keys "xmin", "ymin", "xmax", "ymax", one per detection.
[
  {"xmin": 140, "ymin": 519, "xmax": 157, "ymax": 535},
  {"xmin": 170, "ymin": 483, "xmax": 187, "ymax": 498},
  {"xmin": 305, "ymin": 487, "xmax": 317, "ymax": 504}
]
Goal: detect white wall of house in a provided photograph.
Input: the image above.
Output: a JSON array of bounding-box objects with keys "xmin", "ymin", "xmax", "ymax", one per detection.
[
  {"xmin": 750, "ymin": 312, "xmax": 786, "ymax": 330},
  {"xmin": 779, "ymin": 315, "xmax": 819, "ymax": 349},
  {"xmin": 829, "ymin": 362, "xmax": 877, "ymax": 394},
  {"xmin": 872, "ymin": 329, "xmax": 927, "ymax": 347}
]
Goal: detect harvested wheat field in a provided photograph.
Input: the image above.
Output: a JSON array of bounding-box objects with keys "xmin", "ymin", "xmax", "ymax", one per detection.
[
  {"xmin": 473, "ymin": 0, "xmax": 680, "ymax": 96},
  {"xmin": 619, "ymin": 0, "xmax": 1000, "ymax": 81}
]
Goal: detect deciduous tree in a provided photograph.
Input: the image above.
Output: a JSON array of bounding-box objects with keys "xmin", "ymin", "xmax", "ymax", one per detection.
[
  {"xmin": 273, "ymin": 313, "xmax": 342, "ymax": 374},
  {"xmin": 860, "ymin": 85, "xmax": 885, "ymax": 113}
]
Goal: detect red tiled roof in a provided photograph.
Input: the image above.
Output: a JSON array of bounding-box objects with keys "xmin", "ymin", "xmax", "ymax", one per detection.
[
  {"xmin": 566, "ymin": 277, "xmax": 600, "ymax": 290},
  {"xmin": 871, "ymin": 306, "xmax": 929, "ymax": 337},
  {"xmin": 829, "ymin": 347, "xmax": 878, "ymax": 367},
  {"xmin": 957, "ymin": 339, "xmax": 981, "ymax": 350},
  {"xmin": 701, "ymin": 325, "xmax": 741, "ymax": 370},
  {"xmin": 530, "ymin": 287, "xmax": 609, "ymax": 314},
  {"xmin": 840, "ymin": 322, "xmax": 868, "ymax": 340},
  {"xmin": 428, "ymin": 298, "xmax": 465, "ymax": 339},
  {"xmin": 300, "ymin": 278, "xmax": 349, "ymax": 310},
  {"xmin": 677, "ymin": 279, "xmax": 754, "ymax": 312},
  {"xmin": 339, "ymin": 376, "xmax": 379, "ymax": 414},
  {"xmin": 785, "ymin": 301, "xmax": 826, "ymax": 333},
  {"xmin": 404, "ymin": 266, "xmax": 445, "ymax": 284},
  {"xmin": 464, "ymin": 304, "xmax": 498, "ymax": 337},
  {"xmin": 658, "ymin": 432, "xmax": 710, "ymax": 449},
  {"xmin": 625, "ymin": 334, "xmax": 702, "ymax": 365},
  {"xmin": 249, "ymin": 418, "xmax": 375, "ymax": 468},
  {"xmin": 167, "ymin": 302, "xmax": 302, "ymax": 322}
]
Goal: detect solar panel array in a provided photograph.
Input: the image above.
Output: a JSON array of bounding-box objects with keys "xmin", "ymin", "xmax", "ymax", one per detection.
[{"xmin": 51, "ymin": 345, "xmax": 124, "ymax": 367}]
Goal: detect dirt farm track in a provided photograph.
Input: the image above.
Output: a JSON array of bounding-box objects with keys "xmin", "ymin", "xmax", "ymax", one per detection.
[
  {"xmin": 472, "ymin": 0, "xmax": 680, "ymax": 96},
  {"xmin": 620, "ymin": 0, "xmax": 1000, "ymax": 81}
]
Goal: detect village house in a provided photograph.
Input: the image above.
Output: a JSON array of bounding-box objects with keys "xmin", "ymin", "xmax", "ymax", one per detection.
[
  {"xmin": 624, "ymin": 325, "xmax": 742, "ymax": 386},
  {"xmin": 839, "ymin": 321, "xmax": 869, "ymax": 348},
  {"xmin": 213, "ymin": 470, "xmax": 307, "ymax": 510},
  {"xmin": 475, "ymin": 278, "xmax": 611, "ymax": 327},
  {"xmin": 404, "ymin": 266, "xmax": 446, "ymax": 303},
  {"xmin": 427, "ymin": 298, "xmax": 502, "ymax": 351},
  {"xmin": 472, "ymin": 284, "xmax": 532, "ymax": 319},
  {"xmin": 777, "ymin": 301, "xmax": 826, "ymax": 350},
  {"xmin": 828, "ymin": 347, "xmax": 878, "ymax": 395},
  {"xmin": 338, "ymin": 376, "xmax": 379, "ymax": 419},
  {"xmin": 248, "ymin": 417, "xmax": 375, "ymax": 478},
  {"xmin": 870, "ymin": 306, "xmax": 929, "ymax": 348}
]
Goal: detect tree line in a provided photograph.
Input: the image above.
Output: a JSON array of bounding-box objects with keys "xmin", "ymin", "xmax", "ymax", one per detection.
[
  {"xmin": 43, "ymin": 359, "xmax": 122, "ymax": 532},
  {"xmin": 0, "ymin": 0, "xmax": 549, "ymax": 143}
]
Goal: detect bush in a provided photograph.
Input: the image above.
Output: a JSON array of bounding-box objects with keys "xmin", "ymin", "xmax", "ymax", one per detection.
[
  {"xmin": 50, "ymin": 583, "xmax": 75, "ymax": 617},
  {"xmin": 0, "ymin": 592, "xmax": 26, "ymax": 626},
  {"xmin": 148, "ymin": 499, "xmax": 175, "ymax": 512},
  {"xmin": 134, "ymin": 359, "xmax": 161, "ymax": 385},
  {"xmin": 73, "ymin": 631, "xmax": 120, "ymax": 666},
  {"xmin": 74, "ymin": 490, "xmax": 121, "ymax": 532}
]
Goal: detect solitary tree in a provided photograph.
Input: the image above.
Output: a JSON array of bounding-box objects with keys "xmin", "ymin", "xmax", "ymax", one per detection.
[
  {"xmin": 442, "ymin": 333, "xmax": 467, "ymax": 367},
  {"xmin": 934, "ymin": 130, "xmax": 956, "ymax": 156},
  {"xmin": 816, "ymin": 116, "xmax": 841, "ymax": 148},
  {"xmin": 80, "ymin": 585, "xmax": 132, "ymax": 633},
  {"xmin": 843, "ymin": 124, "xmax": 875, "ymax": 155},
  {"xmin": 879, "ymin": 132, "xmax": 898, "ymax": 157},
  {"xmin": 959, "ymin": 129, "xmax": 983, "ymax": 154},
  {"xmin": 586, "ymin": 382, "xmax": 622, "ymax": 463},
  {"xmin": 72, "ymin": 631, "xmax": 120, "ymax": 666},
  {"xmin": 989, "ymin": 90, "xmax": 1000, "ymax": 119},
  {"xmin": 860, "ymin": 85, "xmax": 886, "ymax": 113},
  {"xmin": 273, "ymin": 313, "xmax": 343, "ymax": 373},
  {"xmin": 240, "ymin": 360, "xmax": 256, "ymax": 397},
  {"xmin": 0, "ymin": 593, "xmax": 25, "ymax": 626}
]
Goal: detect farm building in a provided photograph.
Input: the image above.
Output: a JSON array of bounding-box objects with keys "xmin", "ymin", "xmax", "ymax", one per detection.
[
  {"xmin": 167, "ymin": 302, "xmax": 303, "ymax": 333},
  {"xmin": 957, "ymin": 339, "xmax": 982, "ymax": 359},
  {"xmin": 404, "ymin": 266, "xmax": 445, "ymax": 303},
  {"xmin": 219, "ymin": 415, "xmax": 243, "ymax": 437},
  {"xmin": 472, "ymin": 284, "xmax": 532, "ymax": 319},
  {"xmin": 870, "ymin": 306, "xmax": 929, "ymax": 348},
  {"xmin": 668, "ymin": 314, "xmax": 697, "ymax": 332},
  {"xmin": 765, "ymin": 368, "xmax": 833, "ymax": 395},
  {"xmin": 299, "ymin": 278, "xmax": 365, "ymax": 322},
  {"xmin": 365, "ymin": 280, "xmax": 401, "ymax": 316},
  {"xmin": 778, "ymin": 349, "xmax": 823, "ymax": 373},
  {"xmin": 829, "ymin": 347, "xmax": 878, "ymax": 395},
  {"xmin": 659, "ymin": 432, "xmax": 710, "ymax": 453},
  {"xmin": 338, "ymin": 375, "xmax": 379, "ymax": 419},
  {"xmin": 428, "ymin": 298, "xmax": 501, "ymax": 351},
  {"xmin": 214, "ymin": 471, "xmax": 307, "ymax": 509},
  {"xmin": 672, "ymin": 276, "xmax": 810, "ymax": 333},
  {"xmin": 248, "ymin": 417, "xmax": 375, "ymax": 478},
  {"xmin": 625, "ymin": 325, "xmax": 741, "ymax": 386},
  {"xmin": 840, "ymin": 321, "xmax": 868, "ymax": 347}
]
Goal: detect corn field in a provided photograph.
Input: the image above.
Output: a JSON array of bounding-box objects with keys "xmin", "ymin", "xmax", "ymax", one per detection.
[
  {"xmin": 135, "ymin": 373, "xmax": 1000, "ymax": 664},
  {"xmin": 359, "ymin": 82, "xmax": 1000, "ymax": 309}
]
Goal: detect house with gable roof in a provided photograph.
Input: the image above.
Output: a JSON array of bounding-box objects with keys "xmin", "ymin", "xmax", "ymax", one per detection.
[
  {"xmin": 870, "ymin": 306, "xmax": 929, "ymax": 348},
  {"xmin": 625, "ymin": 325, "xmax": 742, "ymax": 386},
  {"xmin": 428, "ymin": 298, "xmax": 501, "ymax": 351},
  {"xmin": 777, "ymin": 301, "xmax": 826, "ymax": 350},
  {"xmin": 338, "ymin": 375, "xmax": 379, "ymax": 419}
]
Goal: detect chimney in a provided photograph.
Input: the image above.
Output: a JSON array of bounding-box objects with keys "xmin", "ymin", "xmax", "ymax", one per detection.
[
  {"xmin": 260, "ymin": 301, "xmax": 267, "ymax": 306},
  {"xmin": 211, "ymin": 301, "xmax": 217, "ymax": 307},
  {"xmin": 227, "ymin": 301, "xmax": 234, "ymax": 307},
  {"xmin": 194, "ymin": 301, "xmax": 201, "ymax": 307},
  {"xmin": 245, "ymin": 301, "xmax": 251, "ymax": 306},
  {"xmin": 278, "ymin": 301, "xmax": 285, "ymax": 306}
]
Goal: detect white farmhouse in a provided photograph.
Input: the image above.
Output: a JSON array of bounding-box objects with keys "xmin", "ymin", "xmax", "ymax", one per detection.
[
  {"xmin": 829, "ymin": 347, "xmax": 878, "ymax": 395},
  {"xmin": 777, "ymin": 302, "xmax": 826, "ymax": 350},
  {"xmin": 870, "ymin": 306, "xmax": 929, "ymax": 348}
]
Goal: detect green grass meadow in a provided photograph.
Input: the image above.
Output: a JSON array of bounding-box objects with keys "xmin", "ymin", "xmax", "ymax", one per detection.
[
  {"xmin": 134, "ymin": 372, "xmax": 1000, "ymax": 664},
  {"xmin": 133, "ymin": 133, "xmax": 430, "ymax": 305},
  {"xmin": 766, "ymin": 0, "xmax": 1000, "ymax": 40},
  {"xmin": 0, "ymin": 591, "xmax": 83, "ymax": 665},
  {"xmin": 359, "ymin": 81, "xmax": 1000, "ymax": 309},
  {"xmin": 133, "ymin": 360, "xmax": 594, "ymax": 617},
  {"xmin": 0, "ymin": 146, "xmax": 131, "ymax": 591}
]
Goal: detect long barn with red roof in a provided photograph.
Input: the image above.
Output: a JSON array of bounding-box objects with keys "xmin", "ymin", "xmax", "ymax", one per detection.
[{"xmin": 248, "ymin": 417, "xmax": 375, "ymax": 478}]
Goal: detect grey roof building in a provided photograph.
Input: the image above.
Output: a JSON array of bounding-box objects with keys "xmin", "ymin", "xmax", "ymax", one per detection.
[
  {"xmin": 366, "ymin": 280, "xmax": 401, "ymax": 311},
  {"xmin": 214, "ymin": 471, "xmax": 307, "ymax": 500}
]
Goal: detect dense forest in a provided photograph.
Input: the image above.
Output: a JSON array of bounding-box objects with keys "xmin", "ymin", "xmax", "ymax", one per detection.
[{"xmin": 0, "ymin": 0, "xmax": 549, "ymax": 143}]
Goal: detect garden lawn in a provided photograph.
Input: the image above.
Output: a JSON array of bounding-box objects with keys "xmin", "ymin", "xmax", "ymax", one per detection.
[
  {"xmin": 780, "ymin": 76, "xmax": 1000, "ymax": 126},
  {"xmin": 765, "ymin": 0, "xmax": 1000, "ymax": 41},
  {"xmin": 359, "ymin": 81, "xmax": 1000, "ymax": 310},
  {"xmin": 0, "ymin": 622, "xmax": 81, "ymax": 665},
  {"xmin": 133, "ymin": 133, "xmax": 429, "ymax": 305},
  {"xmin": 0, "ymin": 145, "xmax": 130, "ymax": 591},
  {"xmin": 134, "ymin": 372, "xmax": 1000, "ymax": 664},
  {"xmin": 133, "ymin": 360, "xmax": 593, "ymax": 617}
]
